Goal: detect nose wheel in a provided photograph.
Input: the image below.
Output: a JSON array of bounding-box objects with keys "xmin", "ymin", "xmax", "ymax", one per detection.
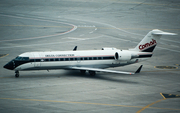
[{"xmin": 15, "ymin": 71, "xmax": 19, "ymax": 78}]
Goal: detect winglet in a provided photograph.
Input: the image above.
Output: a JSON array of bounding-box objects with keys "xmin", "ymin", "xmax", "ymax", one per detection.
[
  {"xmin": 135, "ymin": 65, "xmax": 143, "ymax": 73},
  {"xmin": 73, "ymin": 46, "xmax": 77, "ymax": 51}
]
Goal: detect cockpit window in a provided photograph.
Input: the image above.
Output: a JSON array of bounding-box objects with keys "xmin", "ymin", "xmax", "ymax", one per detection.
[
  {"xmin": 15, "ymin": 56, "xmax": 29, "ymax": 61},
  {"xmin": 15, "ymin": 56, "xmax": 22, "ymax": 60},
  {"xmin": 22, "ymin": 57, "xmax": 29, "ymax": 60}
]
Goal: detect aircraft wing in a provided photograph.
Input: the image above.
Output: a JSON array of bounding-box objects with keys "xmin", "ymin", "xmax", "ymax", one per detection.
[{"xmin": 69, "ymin": 65, "xmax": 143, "ymax": 75}]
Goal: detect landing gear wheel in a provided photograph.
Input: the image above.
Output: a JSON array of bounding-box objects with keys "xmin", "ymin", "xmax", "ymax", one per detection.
[
  {"xmin": 15, "ymin": 73, "xmax": 19, "ymax": 77},
  {"xmin": 80, "ymin": 70, "xmax": 86, "ymax": 74},
  {"xmin": 15, "ymin": 71, "xmax": 19, "ymax": 78},
  {"xmin": 89, "ymin": 71, "xmax": 96, "ymax": 76}
]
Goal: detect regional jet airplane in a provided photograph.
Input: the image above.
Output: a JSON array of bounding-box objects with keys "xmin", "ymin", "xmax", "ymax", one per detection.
[{"xmin": 4, "ymin": 29, "xmax": 176, "ymax": 77}]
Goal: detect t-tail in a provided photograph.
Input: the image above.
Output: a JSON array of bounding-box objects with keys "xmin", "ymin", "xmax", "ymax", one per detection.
[{"xmin": 132, "ymin": 29, "xmax": 177, "ymax": 52}]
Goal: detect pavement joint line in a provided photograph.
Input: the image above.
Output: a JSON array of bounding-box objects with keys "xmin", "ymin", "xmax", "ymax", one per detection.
[
  {"xmin": 142, "ymin": 69, "xmax": 180, "ymax": 73},
  {"xmin": 113, "ymin": 1, "xmax": 180, "ymax": 7},
  {"xmin": 1, "ymin": 24, "xmax": 180, "ymax": 31},
  {"xmin": 0, "ymin": 98, "xmax": 180, "ymax": 111},
  {"xmin": 0, "ymin": 24, "xmax": 73, "ymax": 28},
  {"xmin": 0, "ymin": 77, "xmax": 14, "ymax": 79},
  {"xmin": 0, "ymin": 35, "xmax": 104, "ymax": 49},
  {"xmin": 0, "ymin": 14, "xmax": 77, "ymax": 42}
]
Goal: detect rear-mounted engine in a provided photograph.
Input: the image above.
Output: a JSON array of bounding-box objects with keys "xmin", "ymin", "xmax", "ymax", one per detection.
[{"xmin": 114, "ymin": 51, "xmax": 131, "ymax": 61}]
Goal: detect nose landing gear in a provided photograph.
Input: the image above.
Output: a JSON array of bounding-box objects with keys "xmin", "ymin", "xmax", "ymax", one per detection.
[{"xmin": 15, "ymin": 71, "xmax": 19, "ymax": 78}]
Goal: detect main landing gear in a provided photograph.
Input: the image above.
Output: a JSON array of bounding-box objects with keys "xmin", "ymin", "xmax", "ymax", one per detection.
[
  {"xmin": 80, "ymin": 70, "xmax": 86, "ymax": 74},
  {"xmin": 80, "ymin": 70, "xmax": 96, "ymax": 76},
  {"xmin": 89, "ymin": 71, "xmax": 96, "ymax": 76},
  {"xmin": 15, "ymin": 71, "xmax": 19, "ymax": 78}
]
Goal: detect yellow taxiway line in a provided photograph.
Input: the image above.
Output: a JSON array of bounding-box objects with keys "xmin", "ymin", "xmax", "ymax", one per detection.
[
  {"xmin": 0, "ymin": 54, "xmax": 9, "ymax": 58},
  {"xmin": 0, "ymin": 97, "xmax": 180, "ymax": 112},
  {"xmin": 136, "ymin": 99, "xmax": 166, "ymax": 113}
]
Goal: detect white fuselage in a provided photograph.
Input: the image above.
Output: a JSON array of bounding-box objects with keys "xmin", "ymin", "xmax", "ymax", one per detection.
[{"xmin": 14, "ymin": 48, "xmax": 148, "ymax": 71}]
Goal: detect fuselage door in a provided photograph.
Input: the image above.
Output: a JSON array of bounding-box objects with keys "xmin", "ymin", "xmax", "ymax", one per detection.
[
  {"xmin": 33, "ymin": 53, "xmax": 41, "ymax": 67},
  {"xmin": 77, "ymin": 55, "xmax": 81, "ymax": 63}
]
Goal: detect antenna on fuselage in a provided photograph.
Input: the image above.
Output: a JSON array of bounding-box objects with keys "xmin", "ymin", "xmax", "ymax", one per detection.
[{"xmin": 73, "ymin": 46, "xmax": 77, "ymax": 51}]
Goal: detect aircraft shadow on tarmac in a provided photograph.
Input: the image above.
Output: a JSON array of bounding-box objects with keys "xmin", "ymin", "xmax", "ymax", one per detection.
[
  {"xmin": 62, "ymin": 70, "xmax": 139, "ymax": 84},
  {"xmin": 5, "ymin": 70, "xmax": 139, "ymax": 84}
]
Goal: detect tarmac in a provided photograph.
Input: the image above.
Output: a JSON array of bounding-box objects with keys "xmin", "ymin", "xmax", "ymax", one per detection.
[{"xmin": 0, "ymin": 0, "xmax": 180, "ymax": 113}]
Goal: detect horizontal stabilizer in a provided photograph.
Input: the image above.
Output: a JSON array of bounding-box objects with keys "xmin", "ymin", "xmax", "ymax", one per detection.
[{"xmin": 152, "ymin": 30, "xmax": 177, "ymax": 35}]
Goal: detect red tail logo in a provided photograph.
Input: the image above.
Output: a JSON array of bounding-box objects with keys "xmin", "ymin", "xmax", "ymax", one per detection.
[{"xmin": 139, "ymin": 39, "xmax": 156, "ymax": 50}]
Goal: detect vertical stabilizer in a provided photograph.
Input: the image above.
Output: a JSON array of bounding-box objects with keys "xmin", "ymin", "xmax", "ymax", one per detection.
[{"xmin": 132, "ymin": 29, "xmax": 176, "ymax": 52}]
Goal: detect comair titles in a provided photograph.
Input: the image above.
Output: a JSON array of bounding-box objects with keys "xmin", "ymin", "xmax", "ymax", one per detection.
[
  {"xmin": 45, "ymin": 54, "xmax": 74, "ymax": 57},
  {"xmin": 139, "ymin": 39, "xmax": 156, "ymax": 50}
]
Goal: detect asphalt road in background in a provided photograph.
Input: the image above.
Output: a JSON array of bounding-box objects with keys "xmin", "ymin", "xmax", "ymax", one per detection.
[{"xmin": 0, "ymin": 0, "xmax": 180, "ymax": 113}]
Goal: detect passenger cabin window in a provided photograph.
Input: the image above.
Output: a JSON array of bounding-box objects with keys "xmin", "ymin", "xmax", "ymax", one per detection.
[
  {"xmin": 84, "ymin": 57, "xmax": 88, "ymax": 60},
  {"xmin": 60, "ymin": 58, "xmax": 64, "ymax": 61},
  {"xmin": 65, "ymin": 58, "xmax": 69, "ymax": 61},
  {"xmin": 35, "ymin": 59, "xmax": 41, "ymax": 62},
  {"xmin": 23, "ymin": 56, "xmax": 114, "ymax": 62},
  {"xmin": 44, "ymin": 59, "xmax": 49, "ymax": 61},
  {"xmin": 55, "ymin": 58, "xmax": 59, "ymax": 61},
  {"xmin": 50, "ymin": 59, "xmax": 54, "ymax": 61},
  {"xmin": 98, "ymin": 57, "xmax": 102, "ymax": 60},
  {"xmin": 30, "ymin": 59, "xmax": 34, "ymax": 62}
]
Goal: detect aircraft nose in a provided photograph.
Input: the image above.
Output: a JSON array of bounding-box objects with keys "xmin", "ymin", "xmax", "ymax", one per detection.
[{"xmin": 3, "ymin": 61, "xmax": 14, "ymax": 70}]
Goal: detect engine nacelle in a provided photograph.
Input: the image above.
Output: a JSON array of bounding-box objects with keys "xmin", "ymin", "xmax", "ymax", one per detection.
[{"xmin": 114, "ymin": 51, "xmax": 131, "ymax": 61}]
